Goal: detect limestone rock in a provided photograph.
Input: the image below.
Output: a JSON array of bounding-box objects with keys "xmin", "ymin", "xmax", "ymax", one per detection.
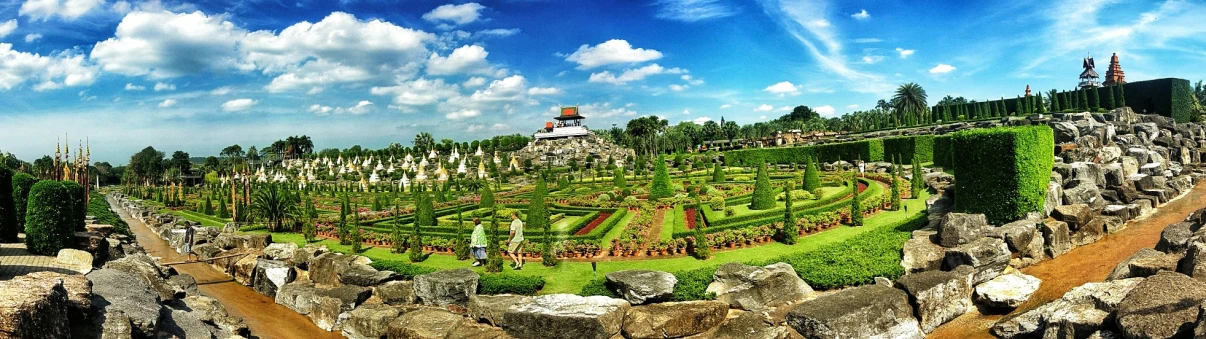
[
  {"xmin": 445, "ymin": 318, "xmax": 512, "ymax": 339},
  {"xmin": 0, "ymin": 273, "xmax": 71, "ymax": 339},
  {"xmin": 711, "ymin": 310, "xmax": 793, "ymax": 339},
  {"xmin": 786, "ymin": 284, "xmax": 924, "ymax": 339},
  {"xmin": 232, "ymin": 251, "xmax": 260, "ymax": 286},
  {"xmin": 1156, "ymin": 221, "xmax": 1196, "ymax": 254},
  {"xmin": 86, "ymin": 268, "xmax": 162, "ymax": 336},
  {"xmin": 942, "ymin": 237, "xmax": 1010, "ymax": 284},
  {"xmin": 262, "ymin": 242, "xmax": 298, "ymax": 262},
  {"xmin": 1041, "ymin": 220, "xmax": 1072, "ymax": 258},
  {"xmin": 974, "ymin": 272, "xmax": 1041, "ymax": 309},
  {"xmin": 604, "ymin": 269, "xmax": 677, "ymax": 305},
  {"xmin": 1117, "ymin": 272, "xmax": 1206, "ymax": 339},
  {"xmin": 937, "ymin": 213, "xmax": 989, "ymax": 247},
  {"xmin": 1052, "ymin": 204, "xmax": 1096, "ymax": 230},
  {"xmin": 24, "ymin": 272, "xmax": 91, "ymax": 322},
  {"xmin": 340, "ymin": 263, "xmax": 399, "ymax": 287},
  {"xmin": 621, "ymin": 300, "xmax": 727, "ymax": 339},
  {"xmin": 1107, "ymin": 248, "xmax": 1163, "ymax": 280},
  {"xmin": 102, "ymin": 254, "xmax": 175, "ymax": 301},
  {"xmin": 1180, "ymin": 241, "xmax": 1206, "ymax": 280},
  {"xmin": 387, "ymin": 308, "xmax": 465, "ymax": 339},
  {"xmin": 992, "ymin": 278, "xmax": 1143, "ymax": 338},
  {"xmin": 1127, "ymin": 252, "xmax": 1182, "ymax": 278},
  {"xmin": 502, "ymin": 294, "xmax": 631, "ymax": 339},
  {"xmin": 373, "ymin": 280, "xmax": 417, "ymax": 306},
  {"xmin": 901, "ymin": 237, "xmax": 946, "ymax": 273},
  {"xmin": 55, "ymin": 248, "xmax": 94, "ymax": 273},
  {"xmin": 999, "ymin": 217, "xmax": 1044, "ymax": 259},
  {"xmin": 413, "ymin": 268, "xmax": 479, "ymax": 307},
  {"xmin": 705, "ymin": 262, "xmax": 813, "ymax": 310},
  {"xmin": 252, "ymin": 258, "xmax": 295, "ymax": 298},
  {"xmin": 1043, "ymin": 302, "xmax": 1109, "ymax": 339},
  {"xmin": 165, "ymin": 273, "xmax": 199, "ymax": 298},
  {"xmin": 339, "ymin": 303, "xmax": 401, "ymax": 339},
  {"xmin": 895, "ymin": 268, "xmax": 973, "ymax": 333},
  {"xmin": 177, "ymin": 295, "xmax": 247, "ymax": 337},
  {"xmin": 469, "ymin": 294, "xmax": 529, "ymax": 327},
  {"xmin": 1071, "ymin": 216, "xmax": 1107, "ymax": 247}
]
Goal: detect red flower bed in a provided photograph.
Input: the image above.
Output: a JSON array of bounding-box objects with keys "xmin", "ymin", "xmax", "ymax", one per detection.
[
  {"xmin": 684, "ymin": 208, "xmax": 697, "ymax": 230},
  {"xmin": 574, "ymin": 212, "xmax": 612, "ymax": 236},
  {"xmin": 857, "ymin": 181, "xmax": 868, "ymax": 193}
]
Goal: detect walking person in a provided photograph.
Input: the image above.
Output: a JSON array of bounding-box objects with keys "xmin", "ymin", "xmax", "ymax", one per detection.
[
  {"xmin": 170, "ymin": 225, "xmax": 197, "ymax": 261},
  {"xmin": 470, "ymin": 218, "xmax": 488, "ymax": 267},
  {"xmin": 507, "ymin": 212, "xmax": 525, "ymax": 270}
]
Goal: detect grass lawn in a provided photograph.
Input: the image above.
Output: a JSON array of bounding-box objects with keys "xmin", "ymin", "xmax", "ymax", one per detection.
[
  {"xmin": 158, "ymin": 208, "xmax": 230, "ymax": 227},
  {"xmin": 549, "ymin": 216, "xmax": 582, "ymax": 233},
  {"xmin": 599, "ymin": 211, "xmax": 636, "ymax": 245},
  {"xmin": 244, "ymin": 190, "xmax": 931, "ymax": 294}
]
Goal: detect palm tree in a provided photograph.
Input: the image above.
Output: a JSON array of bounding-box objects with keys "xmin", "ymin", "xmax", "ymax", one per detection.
[
  {"xmin": 893, "ymin": 83, "xmax": 929, "ymax": 127},
  {"xmin": 252, "ymin": 183, "xmax": 300, "ymax": 231}
]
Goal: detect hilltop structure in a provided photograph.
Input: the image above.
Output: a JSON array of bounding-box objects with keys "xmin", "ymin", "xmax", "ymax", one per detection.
[
  {"xmin": 515, "ymin": 107, "xmax": 634, "ymax": 168},
  {"xmin": 534, "ymin": 106, "xmax": 591, "ymax": 140},
  {"xmin": 1078, "ymin": 54, "xmax": 1099, "ymax": 89}
]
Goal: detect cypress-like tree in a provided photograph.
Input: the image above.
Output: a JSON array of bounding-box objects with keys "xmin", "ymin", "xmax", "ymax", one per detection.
[
  {"xmin": 942, "ymin": 105, "xmax": 952, "ymax": 121},
  {"xmin": 712, "ymin": 162, "xmax": 725, "ymax": 183},
  {"xmin": 692, "ymin": 198, "xmax": 711, "ymax": 259},
  {"xmin": 889, "ymin": 160, "xmax": 902, "ymax": 210},
  {"xmin": 649, "ymin": 155, "xmax": 673, "ymax": 199},
  {"xmin": 749, "ymin": 161, "xmax": 775, "ymax": 210},
  {"xmin": 0, "ymin": 167, "xmax": 15, "ymax": 243},
  {"xmin": 1079, "ymin": 89, "xmax": 1089, "ymax": 111},
  {"xmin": 1036, "ymin": 93, "xmax": 1047, "ymax": 113},
  {"xmin": 338, "ymin": 193, "xmax": 349, "ymax": 245},
  {"xmin": 203, "ymin": 194, "xmax": 214, "ymax": 215},
  {"xmin": 350, "ymin": 203, "xmax": 362, "ymax": 254},
  {"xmin": 455, "ymin": 207, "xmax": 470, "ymax": 260},
  {"xmin": 780, "ymin": 180, "xmax": 797, "ymax": 245},
  {"xmin": 410, "ymin": 193, "xmax": 431, "ymax": 262},
  {"xmin": 911, "ymin": 157, "xmax": 924, "ymax": 198},
  {"xmin": 1052, "ymin": 90, "xmax": 1063, "ymax": 111},
  {"xmin": 530, "ymin": 177, "xmax": 558, "ymax": 267},
  {"xmin": 803, "ymin": 156, "xmax": 821, "ymax": 191},
  {"xmin": 1116, "ymin": 85, "xmax": 1126, "ymax": 108},
  {"xmin": 849, "ymin": 179, "xmax": 863, "ymax": 226},
  {"xmin": 479, "ymin": 184, "xmax": 495, "ymax": 209},
  {"xmin": 391, "ymin": 204, "xmax": 405, "ymax": 253},
  {"xmin": 613, "ymin": 167, "xmax": 627, "ymax": 188},
  {"xmin": 7, "ymin": 173, "xmax": 37, "ymax": 243},
  {"xmin": 1089, "ymin": 86, "xmax": 1101, "ymax": 111},
  {"xmin": 485, "ymin": 206, "xmax": 503, "ymax": 272},
  {"xmin": 1104, "ymin": 87, "xmax": 1116, "ymax": 110}
]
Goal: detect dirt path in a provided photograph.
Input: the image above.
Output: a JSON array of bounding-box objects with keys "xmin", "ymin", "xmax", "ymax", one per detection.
[
  {"xmin": 643, "ymin": 208, "xmax": 668, "ymax": 252},
  {"xmin": 109, "ymin": 196, "xmax": 345, "ymax": 339},
  {"xmin": 928, "ymin": 181, "xmax": 1206, "ymax": 338}
]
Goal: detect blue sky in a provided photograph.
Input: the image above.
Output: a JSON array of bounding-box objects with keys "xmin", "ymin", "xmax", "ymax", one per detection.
[{"xmin": 0, "ymin": 0, "xmax": 1204, "ymax": 164}]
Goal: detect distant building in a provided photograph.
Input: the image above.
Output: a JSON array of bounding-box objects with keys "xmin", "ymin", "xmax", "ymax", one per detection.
[
  {"xmin": 1078, "ymin": 54, "xmax": 1100, "ymax": 89},
  {"xmin": 533, "ymin": 106, "xmax": 590, "ymax": 140},
  {"xmin": 1103, "ymin": 53, "xmax": 1126, "ymax": 86}
]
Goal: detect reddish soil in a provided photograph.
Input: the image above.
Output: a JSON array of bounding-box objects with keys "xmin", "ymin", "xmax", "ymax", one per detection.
[
  {"xmin": 685, "ymin": 208, "xmax": 697, "ymax": 230},
  {"xmin": 574, "ymin": 212, "xmax": 612, "ymax": 236},
  {"xmin": 111, "ymin": 196, "xmax": 344, "ymax": 339},
  {"xmin": 928, "ymin": 181, "xmax": 1206, "ymax": 339},
  {"xmin": 643, "ymin": 208, "xmax": 668, "ymax": 251}
]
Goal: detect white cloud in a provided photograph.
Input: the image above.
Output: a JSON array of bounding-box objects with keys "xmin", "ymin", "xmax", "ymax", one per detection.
[
  {"xmin": 0, "ymin": 20, "xmax": 16, "ymax": 38},
  {"xmin": 815, "ymin": 105, "xmax": 835, "ymax": 116},
  {"xmin": 347, "ymin": 100, "xmax": 374, "ymax": 115},
  {"xmin": 896, "ymin": 47, "xmax": 915, "ymax": 58},
  {"xmin": 422, "ymin": 3, "xmax": 486, "ymax": 26},
  {"xmin": 425, "ymin": 45, "xmax": 490, "ymax": 75},
  {"xmin": 759, "ymin": 115, "xmax": 766, "ymax": 119},
  {"xmin": 19, "ymin": 0, "xmax": 105, "ymax": 21},
  {"xmin": 445, "ymin": 109, "xmax": 480, "ymax": 120},
  {"xmin": 463, "ymin": 77, "xmax": 486, "ymax": 88},
  {"xmin": 0, "ymin": 43, "xmax": 96, "ymax": 91},
  {"xmin": 763, "ymin": 81, "xmax": 800, "ymax": 96},
  {"xmin": 668, "ymin": 84, "xmax": 688, "ymax": 91},
  {"xmin": 221, "ymin": 98, "xmax": 257, "ymax": 112},
  {"xmin": 157, "ymin": 99, "xmax": 176, "ymax": 108},
  {"xmin": 24, "ymin": 33, "xmax": 41, "ymax": 42},
  {"xmin": 654, "ymin": 0, "xmax": 737, "ymax": 22},
  {"xmin": 682, "ymin": 109, "xmax": 690, "ymax": 114},
  {"xmin": 851, "ymin": 9, "xmax": 869, "ymax": 20},
  {"xmin": 929, "ymin": 63, "xmax": 956, "ymax": 74},
  {"xmin": 718, "ymin": 104, "xmax": 732, "ymax": 109},
  {"xmin": 91, "ymin": 10, "xmax": 248, "ymax": 79},
  {"xmin": 565, "ymin": 39, "xmax": 662, "ymax": 69},
  {"xmin": 475, "ymin": 28, "xmax": 519, "ymax": 38},
  {"xmin": 681, "ymin": 74, "xmax": 704, "ymax": 85},
  {"xmin": 153, "ymin": 82, "xmax": 175, "ymax": 91},
  {"xmin": 570, "ymin": 102, "xmax": 638, "ymax": 119},
  {"xmin": 309, "ymin": 104, "xmax": 333, "ymax": 115},
  {"xmin": 210, "ymin": 86, "xmax": 231, "ymax": 95},
  {"xmin": 527, "ymin": 87, "xmax": 560, "ymax": 95},
  {"xmin": 491, "ymin": 123, "xmax": 509, "ymax": 130},
  {"xmin": 371, "ymin": 77, "xmax": 460, "ymax": 107},
  {"xmin": 758, "ymin": 0, "xmax": 893, "ymax": 95},
  {"xmin": 311, "ymin": 100, "xmax": 376, "ymax": 116},
  {"xmin": 861, "ymin": 55, "xmax": 883, "ymax": 64},
  {"xmin": 692, "ymin": 116, "xmax": 712, "ymax": 124},
  {"xmin": 853, "ymin": 38, "xmax": 882, "ymax": 43},
  {"xmin": 123, "ymin": 83, "xmax": 144, "ymax": 91},
  {"xmin": 847, "ymin": 104, "xmax": 859, "ymax": 109},
  {"xmin": 755, "ymin": 104, "xmax": 774, "ymax": 112},
  {"xmin": 588, "ymin": 63, "xmax": 684, "ymax": 85}
]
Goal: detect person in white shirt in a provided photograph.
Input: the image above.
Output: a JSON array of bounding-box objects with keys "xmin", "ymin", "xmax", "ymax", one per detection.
[{"xmin": 506, "ymin": 212, "xmax": 525, "ymax": 270}]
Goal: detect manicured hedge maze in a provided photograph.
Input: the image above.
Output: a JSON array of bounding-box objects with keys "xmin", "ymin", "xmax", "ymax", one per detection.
[
  {"xmin": 951, "ymin": 125, "xmax": 1054, "ymax": 225},
  {"xmin": 725, "ymin": 139, "xmax": 890, "ymax": 166}
]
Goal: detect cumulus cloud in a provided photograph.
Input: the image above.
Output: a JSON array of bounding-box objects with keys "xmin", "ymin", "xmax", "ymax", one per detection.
[
  {"xmin": 153, "ymin": 82, "xmax": 175, "ymax": 91},
  {"xmin": 210, "ymin": 86, "xmax": 231, "ymax": 95},
  {"xmin": 815, "ymin": 105, "xmax": 835, "ymax": 116},
  {"xmin": 0, "ymin": 20, "xmax": 16, "ymax": 38},
  {"xmin": 851, "ymin": 9, "xmax": 869, "ymax": 20},
  {"xmin": 0, "ymin": 43, "xmax": 96, "ymax": 91},
  {"xmin": 24, "ymin": 33, "xmax": 41, "ymax": 42},
  {"xmin": 221, "ymin": 98, "xmax": 257, "ymax": 112},
  {"xmin": 445, "ymin": 109, "xmax": 480, "ymax": 120},
  {"xmin": 157, "ymin": 99, "xmax": 176, "ymax": 108},
  {"xmin": 568, "ymin": 102, "xmax": 638, "ymax": 119},
  {"xmin": 693, "ymin": 116, "xmax": 712, "ymax": 124},
  {"xmin": 847, "ymin": 104, "xmax": 859, "ymax": 109},
  {"xmin": 91, "ymin": 10, "xmax": 247, "ymax": 79},
  {"xmin": 755, "ymin": 104, "xmax": 773, "ymax": 112},
  {"xmin": 422, "ymin": 3, "xmax": 486, "ymax": 27},
  {"xmin": 311, "ymin": 100, "xmax": 375, "ymax": 115},
  {"xmin": 475, "ymin": 28, "xmax": 519, "ymax": 38},
  {"xmin": 588, "ymin": 64, "xmax": 684, "ymax": 85},
  {"xmin": 896, "ymin": 47, "xmax": 915, "ymax": 58},
  {"xmin": 124, "ymin": 83, "xmax": 144, "ymax": 90},
  {"xmin": 527, "ymin": 87, "xmax": 560, "ymax": 95},
  {"xmin": 463, "ymin": 77, "xmax": 486, "ymax": 88},
  {"xmin": 668, "ymin": 84, "xmax": 688, "ymax": 91},
  {"xmin": 425, "ymin": 45, "xmax": 490, "ymax": 75},
  {"xmin": 19, "ymin": 0, "xmax": 105, "ymax": 21},
  {"xmin": 719, "ymin": 104, "xmax": 732, "ymax": 109},
  {"xmin": 763, "ymin": 81, "xmax": 800, "ymax": 96},
  {"xmin": 929, "ymin": 63, "xmax": 956, "ymax": 74},
  {"xmin": 566, "ymin": 39, "xmax": 662, "ymax": 69},
  {"xmin": 371, "ymin": 77, "xmax": 460, "ymax": 107},
  {"xmin": 861, "ymin": 55, "xmax": 883, "ymax": 64}
]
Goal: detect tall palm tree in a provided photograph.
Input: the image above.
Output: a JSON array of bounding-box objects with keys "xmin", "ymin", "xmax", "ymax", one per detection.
[{"xmin": 893, "ymin": 83, "xmax": 929, "ymax": 127}]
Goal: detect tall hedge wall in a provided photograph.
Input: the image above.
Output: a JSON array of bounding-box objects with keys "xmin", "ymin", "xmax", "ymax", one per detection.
[
  {"xmin": 24, "ymin": 181, "xmax": 77, "ymax": 255},
  {"xmin": 9, "ymin": 173, "xmax": 37, "ymax": 242},
  {"xmin": 61, "ymin": 181, "xmax": 86, "ymax": 231},
  {"xmin": 1116, "ymin": 78, "xmax": 1193, "ymax": 123},
  {"xmin": 0, "ymin": 167, "xmax": 15, "ymax": 243},
  {"xmin": 952, "ymin": 125, "xmax": 1054, "ymax": 225},
  {"xmin": 883, "ymin": 135, "xmax": 934, "ymax": 164},
  {"xmin": 932, "ymin": 135, "xmax": 954, "ymax": 168},
  {"xmin": 725, "ymin": 139, "xmax": 886, "ymax": 166}
]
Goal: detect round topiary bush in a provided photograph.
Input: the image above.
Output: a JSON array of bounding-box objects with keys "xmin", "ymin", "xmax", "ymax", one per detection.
[
  {"xmin": 9, "ymin": 173, "xmax": 38, "ymax": 242},
  {"xmin": 24, "ymin": 181, "xmax": 76, "ymax": 255},
  {"xmin": 0, "ymin": 167, "xmax": 15, "ymax": 243},
  {"xmin": 709, "ymin": 196, "xmax": 725, "ymax": 210},
  {"xmin": 749, "ymin": 162, "xmax": 776, "ymax": 210}
]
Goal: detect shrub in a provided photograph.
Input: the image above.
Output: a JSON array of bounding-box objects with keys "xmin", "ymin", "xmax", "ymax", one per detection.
[
  {"xmin": 88, "ymin": 192, "xmax": 130, "ymax": 236},
  {"xmin": 0, "ymin": 167, "xmax": 15, "ymax": 242},
  {"xmin": 478, "ymin": 274, "xmax": 546, "ymax": 295},
  {"xmin": 61, "ymin": 181, "xmax": 85, "ymax": 231},
  {"xmin": 883, "ymin": 135, "xmax": 935, "ymax": 164},
  {"xmin": 754, "ymin": 212, "xmax": 926, "ymax": 289},
  {"xmin": 780, "ymin": 180, "xmax": 797, "ymax": 245},
  {"xmin": 712, "ymin": 163, "xmax": 724, "ymax": 183},
  {"xmin": 649, "ymin": 155, "xmax": 673, "ymax": 199},
  {"xmin": 24, "ymin": 181, "xmax": 76, "ymax": 255},
  {"xmin": 578, "ymin": 277, "xmax": 618, "ymax": 297},
  {"xmin": 803, "ymin": 157, "xmax": 821, "ymax": 191},
  {"xmin": 670, "ymin": 267, "xmax": 716, "ymax": 301},
  {"xmin": 952, "ymin": 125, "xmax": 1054, "ymax": 224},
  {"xmin": 709, "ymin": 196, "xmax": 725, "ymax": 210},
  {"xmin": 369, "ymin": 259, "xmax": 438, "ymax": 279},
  {"xmin": 748, "ymin": 162, "xmax": 775, "ymax": 210},
  {"xmin": 849, "ymin": 180, "xmax": 863, "ymax": 226},
  {"xmin": 692, "ymin": 199, "xmax": 711, "ymax": 259},
  {"xmin": 933, "ymin": 135, "xmax": 954, "ymax": 168},
  {"xmin": 724, "ymin": 207, "xmax": 735, "ymax": 217},
  {"xmin": 9, "ymin": 173, "xmax": 37, "ymax": 242}
]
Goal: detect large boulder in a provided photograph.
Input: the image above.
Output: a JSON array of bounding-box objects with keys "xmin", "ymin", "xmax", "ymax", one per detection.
[
  {"xmin": 503, "ymin": 294, "xmax": 631, "ymax": 339},
  {"xmin": 992, "ymin": 278, "xmax": 1143, "ymax": 338},
  {"xmin": 937, "ymin": 213, "xmax": 989, "ymax": 247},
  {"xmin": 387, "ymin": 308, "xmax": 465, "ymax": 339},
  {"xmin": 262, "ymin": 242, "xmax": 299, "ymax": 261},
  {"xmin": 24, "ymin": 272, "xmax": 91, "ymax": 322},
  {"xmin": 942, "ymin": 237, "xmax": 1010, "ymax": 284},
  {"xmin": 1041, "ymin": 220, "xmax": 1073, "ymax": 258},
  {"xmin": 711, "ymin": 310, "xmax": 794, "ymax": 339},
  {"xmin": 1117, "ymin": 272, "xmax": 1206, "ymax": 339},
  {"xmin": 469, "ymin": 294, "xmax": 530, "ymax": 327},
  {"xmin": 1045, "ymin": 181, "xmax": 1063, "ymax": 217},
  {"xmin": 158, "ymin": 296, "xmax": 247, "ymax": 339},
  {"xmin": 1180, "ymin": 241, "xmax": 1206, "ymax": 280},
  {"xmin": 1052, "ymin": 204, "xmax": 1096, "ymax": 230},
  {"xmin": 1156, "ymin": 221, "xmax": 1197, "ymax": 254},
  {"xmin": 413, "ymin": 268, "xmax": 479, "ymax": 307},
  {"xmin": 102, "ymin": 254, "xmax": 175, "ymax": 301},
  {"xmin": 999, "ymin": 217, "xmax": 1045, "ymax": 260},
  {"xmin": 1071, "ymin": 217, "xmax": 1107, "ymax": 247},
  {"xmin": 309, "ymin": 252, "xmax": 370, "ymax": 286},
  {"xmin": 1063, "ymin": 181, "xmax": 1104, "ymax": 208},
  {"xmin": 373, "ymin": 280, "xmax": 417, "ymax": 306},
  {"xmin": 705, "ymin": 262, "xmax": 813, "ymax": 310},
  {"xmin": 274, "ymin": 281, "xmax": 371, "ymax": 316},
  {"xmin": 901, "ymin": 237, "xmax": 946, "ymax": 273},
  {"xmin": 252, "ymin": 259, "xmax": 295, "ymax": 297},
  {"xmin": 974, "ymin": 272, "xmax": 1041, "ymax": 309},
  {"xmin": 604, "ymin": 270, "xmax": 677, "ymax": 305},
  {"xmin": 895, "ymin": 267, "xmax": 973, "ymax": 333},
  {"xmin": 787, "ymin": 284, "xmax": 923, "ymax": 339},
  {"xmin": 231, "ymin": 251, "xmax": 260, "ymax": 286},
  {"xmin": 621, "ymin": 300, "xmax": 728, "ymax": 339},
  {"xmin": 86, "ymin": 268, "xmax": 162, "ymax": 336},
  {"xmin": 0, "ymin": 273, "xmax": 71, "ymax": 339},
  {"xmin": 1107, "ymin": 248, "xmax": 1164, "ymax": 280},
  {"xmin": 339, "ymin": 264, "xmax": 399, "ymax": 287},
  {"xmin": 338, "ymin": 303, "xmax": 401, "ymax": 339},
  {"xmin": 1127, "ymin": 252, "xmax": 1183, "ymax": 278},
  {"xmin": 176, "ymin": 295, "xmax": 247, "ymax": 337}
]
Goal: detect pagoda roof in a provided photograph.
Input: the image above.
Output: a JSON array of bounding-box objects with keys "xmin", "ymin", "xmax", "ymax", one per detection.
[
  {"xmin": 554, "ymin": 106, "xmax": 584, "ymax": 120},
  {"xmin": 1080, "ymin": 68, "xmax": 1098, "ymax": 78},
  {"xmin": 554, "ymin": 114, "xmax": 584, "ymax": 120}
]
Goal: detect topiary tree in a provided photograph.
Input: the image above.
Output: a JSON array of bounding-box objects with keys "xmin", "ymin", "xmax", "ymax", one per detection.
[
  {"xmin": 391, "ymin": 204, "xmax": 405, "ymax": 253},
  {"xmin": 692, "ymin": 199, "xmax": 711, "ymax": 259},
  {"xmin": 890, "ymin": 161, "xmax": 902, "ymax": 210},
  {"xmin": 803, "ymin": 156, "xmax": 821, "ymax": 191},
  {"xmin": 749, "ymin": 161, "xmax": 775, "ymax": 210},
  {"xmin": 479, "ymin": 184, "xmax": 494, "ymax": 209},
  {"xmin": 528, "ymin": 177, "xmax": 558, "ymax": 267},
  {"xmin": 911, "ymin": 157, "xmax": 924, "ymax": 198},
  {"xmin": 649, "ymin": 155, "xmax": 673, "ymax": 199},
  {"xmin": 203, "ymin": 194, "xmax": 215, "ymax": 215},
  {"xmin": 454, "ymin": 207, "xmax": 470, "ymax": 260},
  {"xmin": 9, "ymin": 173, "xmax": 37, "ymax": 243},
  {"xmin": 613, "ymin": 167, "xmax": 627, "ymax": 188},
  {"xmin": 24, "ymin": 181, "xmax": 75, "ymax": 255},
  {"xmin": 410, "ymin": 193, "xmax": 431, "ymax": 262},
  {"xmin": 485, "ymin": 206, "xmax": 504, "ymax": 272},
  {"xmin": 849, "ymin": 179, "xmax": 863, "ymax": 226},
  {"xmin": 780, "ymin": 180, "xmax": 797, "ymax": 245},
  {"xmin": 1104, "ymin": 86, "xmax": 1116, "ymax": 110},
  {"xmin": 1088, "ymin": 86, "xmax": 1101, "ymax": 111},
  {"xmin": 61, "ymin": 181, "xmax": 85, "ymax": 231},
  {"xmin": 338, "ymin": 194, "xmax": 349, "ymax": 245},
  {"xmin": 350, "ymin": 203, "xmax": 363, "ymax": 254},
  {"xmin": 1116, "ymin": 85, "xmax": 1126, "ymax": 108},
  {"xmin": 0, "ymin": 167, "xmax": 15, "ymax": 243},
  {"xmin": 712, "ymin": 162, "xmax": 724, "ymax": 183}
]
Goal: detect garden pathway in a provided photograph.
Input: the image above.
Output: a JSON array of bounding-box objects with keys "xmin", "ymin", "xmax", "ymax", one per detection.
[
  {"xmin": 928, "ymin": 180, "xmax": 1206, "ymax": 338},
  {"xmin": 643, "ymin": 208, "xmax": 667, "ymax": 252},
  {"xmin": 0, "ymin": 235, "xmax": 82, "ymax": 280},
  {"xmin": 109, "ymin": 195, "xmax": 345, "ymax": 339}
]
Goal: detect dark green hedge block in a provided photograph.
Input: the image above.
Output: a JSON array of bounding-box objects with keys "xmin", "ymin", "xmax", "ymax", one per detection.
[
  {"xmin": 952, "ymin": 125, "xmax": 1054, "ymax": 225},
  {"xmin": 0, "ymin": 167, "xmax": 14, "ymax": 243},
  {"xmin": 24, "ymin": 181, "xmax": 76, "ymax": 255},
  {"xmin": 11, "ymin": 173, "xmax": 38, "ymax": 241},
  {"xmin": 933, "ymin": 135, "xmax": 954, "ymax": 168},
  {"xmin": 61, "ymin": 181, "xmax": 85, "ymax": 232},
  {"xmin": 724, "ymin": 139, "xmax": 884, "ymax": 166},
  {"xmin": 883, "ymin": 135, "xmax": 935, "ymax": 164},
  {"xmin": 1116, "ymin": 78, "xmax": 1193, "ymax": 123}
]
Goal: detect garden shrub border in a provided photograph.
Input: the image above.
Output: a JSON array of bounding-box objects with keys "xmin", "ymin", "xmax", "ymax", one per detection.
[{"xmin": 951, "ymin": 125, "xmax": 1054, "ymax": 225}]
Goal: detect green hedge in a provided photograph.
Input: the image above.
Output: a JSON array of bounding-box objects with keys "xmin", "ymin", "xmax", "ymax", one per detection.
[
  {"xmin": 725, "ymin": 139, "xmax": 884, "ymax": 166},
  {"xmin": 88, "ymin": 192, "xmax": 130, "ymax": 236},
  {"xmin": 9, "ymin": 173, "xmax": 38, "ymax": 242},
  {"xmin": 932, "ymin": 135, "xmax": 954, "ymax": 168},
  {"xmin": 23, "ymin": 181, "xmax": 76, "ymax": 255},
  {"xmin": 952, "ymin": 125, "xmax": 1054, "ymax": 224},
  {"xmin": 61, "ymin": 181, "xmax": 86, "ymax": 232},
  {"xmin": 0, "ymin": 167, "xmax": 15, "ymax": 242},
  {"xmin": 883, "ymin": 135, "xmax": 934, "ymax": 164},
  {"xmin": 1113, "ymin": 78, "xmax": 1194, "ymax": 123},
  {"xmin": 677, "ymin": 180, "xmax": 876, "ymax": 238},
  {"xmin": 478, "ymin": 274, "xmax": 546, "ymax": 295},
  {"xmin": 369, "ymin": 259, "xmax": 439, "ymax": 279}
]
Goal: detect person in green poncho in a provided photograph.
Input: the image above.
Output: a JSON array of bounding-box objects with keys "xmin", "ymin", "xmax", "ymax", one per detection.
[{"xmin": 470, "ymin": 218, "xmax": 488, "ymax": 267}]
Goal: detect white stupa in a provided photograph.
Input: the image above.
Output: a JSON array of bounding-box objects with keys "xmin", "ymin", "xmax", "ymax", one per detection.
[
  {"xmin": 369, "ymin": 170, "xmax": 380, "ymax": 184},
  {"xmin": 400, "ymin": 173, "xmax": 410, "ymax": 189},
  {"xmin": 493, "ymin": 151, "xmax": 502, "ymax": 165},
  {"xmin": 478, "ymin": 160, "xmax": 487, "ymax": 178},
  {"xmin": 416, "ymin": 166, "xmax": 427, "ymax": 181},
  {"xmin": 419, "ymin": 158, "xmax": 429, "ymax": 169},
  {"xmin": 405, "ymin": 153, "xmax": 413, "ymax": 162},
  {"xmin": 428, "ymin": 149, "xmax": 438, "ymax": 159},
  {"xmin": 387, "ymin": 164, "xmax": 395, "ymax": 173},
  {"xmin": 475, "ymin": 146, "xmax": 484, "ymax": 157},
  {"xmin": 457, "ymin": 159, "xmax": 467, "ymax": 174},
  {"xmin": 436, "ymin": 162, "xmax": 449, "ymax": 181}
]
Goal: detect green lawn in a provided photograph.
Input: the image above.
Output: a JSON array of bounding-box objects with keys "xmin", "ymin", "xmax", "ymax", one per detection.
[
  {"xmin": 158, "ymin": 208, "xmax": 230, "ymax": 227},
  {"xmin": 599, "ymin": 211, "xmax": 636, "ymax": 245},
  {"xmin": 247, "ymin": 190, "xmax": 930, "ymax": 294},
  {"xmin": 549, "ymin": 216, "xmax": 582, "ymax": 233}
]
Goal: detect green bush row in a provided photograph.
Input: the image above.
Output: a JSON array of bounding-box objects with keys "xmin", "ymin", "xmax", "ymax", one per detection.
[
  {"xmin": 1115, "ymin": 78, "xmax": 1194, "ymax": 123},
  {"xmin": 932, "ymin": 135, "xmax": 954, "ymax": 168},
  {"xmin": 478, "ymin": 274, "xmax": 546, "ymax": 295},
  {"xmin": 88, "ymin": 192, "xmax": 131, "ymax": 236},
  {"xmin": 676, "ymin": 180, "xmax": 877, "ymax": 238},
  {"xmin": 883, "ymin": 135, "xmax": 935, "ymax": 164},
  {"xmin": 24, "ymin": 181, "xmax": 79, "ymax": 255},
  {"xmin": 952, "ymin": 125, "xmax": 1054, "ymax": 225},
  {"xmin": 724, "ymin": 139, "xmax": 886, "ymax": 166},
  {"xmin": 369, "ymin": 259, "xmax": 439, "ymax": 279},
  {"xmin": 705, "ymin": 183, "xmax": 855, "ymax": 228}
]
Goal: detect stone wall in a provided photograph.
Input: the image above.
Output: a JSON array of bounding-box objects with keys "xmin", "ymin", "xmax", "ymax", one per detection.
[{"xmin": 513, "ymin": 134, "xmax": 635, "ymax": 169}]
